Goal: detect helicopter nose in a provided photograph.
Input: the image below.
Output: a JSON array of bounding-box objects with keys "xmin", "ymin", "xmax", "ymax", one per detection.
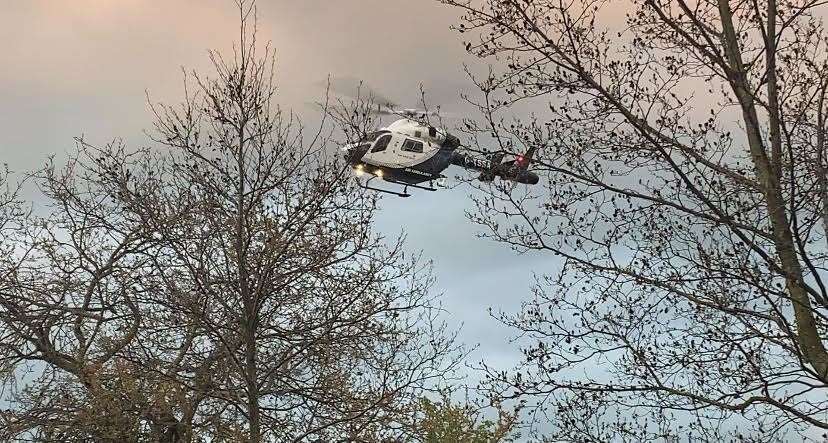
[
  {"xmin": 343, "ymin": 143, "xmax": 370, "ymax": 163},
  {"xmin": 341, "ymin": 143, "xmax": 356, "ymax": 160}
]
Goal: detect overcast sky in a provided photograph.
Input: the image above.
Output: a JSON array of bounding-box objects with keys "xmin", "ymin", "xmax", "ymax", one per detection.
[{"xmin": 0, "ymin": 0, "xmax": 555, "ymax": 384}]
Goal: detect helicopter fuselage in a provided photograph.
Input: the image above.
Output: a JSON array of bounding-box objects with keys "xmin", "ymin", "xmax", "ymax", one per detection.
[
  {"xmin": 343, "ymin": 118, "xmax": 538, "ymax": 197},
  {"xmin": 344, "ymin": 118, "xmax": 461, "ymax": 185}
]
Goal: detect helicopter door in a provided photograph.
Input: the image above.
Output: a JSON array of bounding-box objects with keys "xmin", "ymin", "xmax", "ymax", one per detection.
[
  {"xmin": 364, "ymin": 133, "xmax": 402, "ymax": 165},
  {"xmin": 363, "ymin": 134, "xmax": 392, "ymax": 163},
  {"xmin": 398, "ymin": 138, "xmax": 424, "ymax": 162}
]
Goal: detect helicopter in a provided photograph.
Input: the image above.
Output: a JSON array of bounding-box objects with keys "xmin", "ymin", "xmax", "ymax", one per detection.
[{"xmin": 341, "ymin": 107, "xmax": 540, "ymax": 198}]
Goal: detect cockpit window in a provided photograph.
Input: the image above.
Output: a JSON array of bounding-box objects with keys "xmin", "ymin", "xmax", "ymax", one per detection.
[
  {"xmin": 401, "ymin": 138, "xmax": 423, "ymax": 153},
  {"xmin": 371, "ymin": 134, "xmax": 392, "ymax": 153}
]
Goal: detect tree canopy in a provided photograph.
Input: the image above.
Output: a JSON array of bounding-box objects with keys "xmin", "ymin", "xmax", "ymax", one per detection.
[
  {"xmin": 0, "ymin": 3, "xmax": 459, "ymax": 441},
  {"xmin": 440, "ymin": 0, "xmax": 828, "ymax": 439}
]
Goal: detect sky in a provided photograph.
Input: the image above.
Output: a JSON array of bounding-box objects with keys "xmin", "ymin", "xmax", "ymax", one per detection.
[{"xmin": 0, "ymin": 0, "xmax": 554, "ymax": 387}]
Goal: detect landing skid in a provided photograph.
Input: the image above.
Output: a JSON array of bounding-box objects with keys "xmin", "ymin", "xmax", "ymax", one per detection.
[
  {"xmin": 356, "ymin": 176, "xmax": 442, "ymax": 197},
  {"xmin": 384, "ymin": 178, "xmax": 439, "ymax": 192},
  {"xmin": 357, "ymin": 177, "xmax": 411, "ymax": 198}
]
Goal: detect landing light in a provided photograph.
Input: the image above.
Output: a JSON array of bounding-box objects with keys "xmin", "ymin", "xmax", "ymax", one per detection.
[{"xmin": 376, "ymin": 169, "xmax": 384, "ymax": 177}]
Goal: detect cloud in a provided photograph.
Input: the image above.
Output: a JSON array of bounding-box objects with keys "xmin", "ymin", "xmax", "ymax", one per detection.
[{"xmin": 0, "ymin": 0, "xmax": 548, "ymax": 382}]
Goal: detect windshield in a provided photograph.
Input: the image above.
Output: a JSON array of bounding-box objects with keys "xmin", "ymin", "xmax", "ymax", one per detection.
[
  {"xmin": 371, "ymin": 134, "xmax": 392, "ymax": 153},
  {"xmin": 361, "ymin": 130, "xmax": 389, "ymax": 143}
]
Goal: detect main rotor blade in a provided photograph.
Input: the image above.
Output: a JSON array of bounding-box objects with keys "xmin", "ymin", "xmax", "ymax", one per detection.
[
  {"xmin": 322, "ymin": 75, "xmax": 397, "ymax": 108},
  {"xmin": 319, "ymin": 76, "xmax": 462, "ymax": 120}
]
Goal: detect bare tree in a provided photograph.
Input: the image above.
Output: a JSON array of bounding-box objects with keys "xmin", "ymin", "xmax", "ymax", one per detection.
[
  {"xmin": 440, "ymin": 0, "xmax": 828, "ymax": 439},
  {"xmin": 0, "ymin": 149, "xmax": 168, "ymax": 441},
  {"xmin": 0, "ymin": 2, "xmax": 459, "ymax": 442},
  {"xmin": 125, "ymin": 28, "xmax": 459, "ymax": 437}
]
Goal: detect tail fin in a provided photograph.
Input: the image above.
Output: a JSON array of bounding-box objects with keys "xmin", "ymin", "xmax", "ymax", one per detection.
[{"xmin": 489, "ymin": 146, "xmax": 539, "ymax": 185}]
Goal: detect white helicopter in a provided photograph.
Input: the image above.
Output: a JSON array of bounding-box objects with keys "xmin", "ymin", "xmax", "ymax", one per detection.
[{"xmin": 342, "ymin": 106, "xmax": 539, "ymax": 197}]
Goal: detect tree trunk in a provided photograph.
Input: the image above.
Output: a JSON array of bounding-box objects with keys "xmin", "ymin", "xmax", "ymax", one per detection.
[{"xmin": 717, "ymin": 0, "xmax": 828, "ymax": 378}]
